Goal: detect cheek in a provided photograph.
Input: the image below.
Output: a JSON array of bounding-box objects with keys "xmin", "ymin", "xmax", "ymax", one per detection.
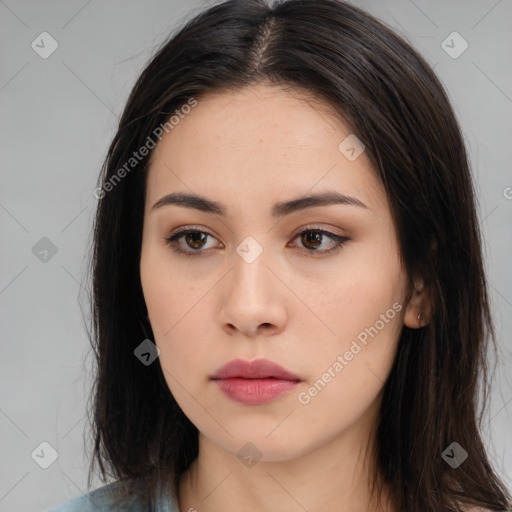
[
  {"xmin": 143, "ymin": 278, "xmax": 209, "ymax": 368},
  {"xmin": 143, "ymin": 277, "xmax": 211, "ymax": 413},
  {"xmin": 141, "ymin": 239, "xmax": 203, "ymax": 335},
  {"xmin": 140, "ymin": 243, "xmax": 209, "ymax": 377},
  {"xmin": 296, "ymin": 241, "xmax": 405, "ymax": 395},
  {"xmin": 306, "ymin": 248, "xmax": 405, "ymax": 344},
  {"xmin": 294, "ymin": 298, "xmax": 403, "ymax": 440}
]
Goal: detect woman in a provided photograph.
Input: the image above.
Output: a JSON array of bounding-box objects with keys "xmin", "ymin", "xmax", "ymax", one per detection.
[{"xmin": 49, "ymin": 0, "xmax": 511, "ymax": 510}]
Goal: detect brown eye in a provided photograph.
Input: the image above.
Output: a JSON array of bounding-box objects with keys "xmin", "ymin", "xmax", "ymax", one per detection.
[
  {"xmin": 184, "ymin": 231, "xmax": 208, "ymax": 249},
  {"xmin": 165, "ymin": 228, "xmax": 222, "ymax": 256},
  {"xmin": 165, "ymin": 227, "xmax": 348, "ymax": 258},
  {"xmin": 300, "ymin": 231, "xmax": 323, "ymax": 250},
  {"xmin": 292, "ymin": 229, "xmax": 349, "ymax": 255}
]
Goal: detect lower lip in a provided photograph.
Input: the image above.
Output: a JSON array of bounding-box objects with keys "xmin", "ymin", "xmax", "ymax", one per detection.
[{"xmin": 213, "ymin": 378, "xmax": 299, "ymax": 405}]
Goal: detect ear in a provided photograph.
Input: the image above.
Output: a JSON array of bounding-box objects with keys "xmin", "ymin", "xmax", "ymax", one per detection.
[{"xmin": 403, "ymin": 276, "xmax": 432, "ymax": 329}]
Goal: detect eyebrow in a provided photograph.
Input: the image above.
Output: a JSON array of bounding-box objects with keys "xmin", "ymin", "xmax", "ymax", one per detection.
[{"xmin": 151, "ymin": 191, "xmax": 368, "ymax": 217}]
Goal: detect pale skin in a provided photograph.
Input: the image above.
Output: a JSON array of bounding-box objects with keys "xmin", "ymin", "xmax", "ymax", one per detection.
[{"xmin": 139, "ymin": 83, "xmax": 430, "ymax": 512}]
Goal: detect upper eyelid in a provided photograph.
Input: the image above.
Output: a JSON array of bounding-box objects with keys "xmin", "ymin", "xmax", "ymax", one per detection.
[
  {"xmin": 167, "ymin": 225, "xmax": 347, "ymax": 248},
  {"xmin": 166, "ymin": 226, "xmax": 349, "ymax": 259},
  {"xmin": 168, "ymin": 224, "xmax": 345, "ymax": 239}
]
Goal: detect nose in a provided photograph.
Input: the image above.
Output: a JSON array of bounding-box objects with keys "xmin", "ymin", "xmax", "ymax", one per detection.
[{"xmin": 219, "ymin": 247, "xmax": 287, "ymax": 338}]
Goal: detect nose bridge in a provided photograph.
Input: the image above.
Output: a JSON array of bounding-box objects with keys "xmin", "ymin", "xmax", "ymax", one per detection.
[
  {"xmin": 229, "ymin": 237, "xmax": 273, "ymax": 306},
  {"xmin": 219, "ymin": 236, "xmax": 286, "ymax": 335}
]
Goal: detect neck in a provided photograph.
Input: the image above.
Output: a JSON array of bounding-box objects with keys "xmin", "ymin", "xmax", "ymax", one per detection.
[{"xmin": 178, "ymin": 417, "xmax": 392, "ymax": 512}]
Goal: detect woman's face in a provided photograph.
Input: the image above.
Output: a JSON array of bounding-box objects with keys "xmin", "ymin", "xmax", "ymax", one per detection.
[{"xmin": 140, "ymin": 83, "xmax": 416, "ymax": 462}]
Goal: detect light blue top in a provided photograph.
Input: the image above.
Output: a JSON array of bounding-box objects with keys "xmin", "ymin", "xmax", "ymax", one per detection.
[{"xmin": 46, "ymin": 479, "xmax": 180, "ymax": 512}]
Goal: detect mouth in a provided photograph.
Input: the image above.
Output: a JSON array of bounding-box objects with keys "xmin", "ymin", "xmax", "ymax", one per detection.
[
  {"xmin": 210, "ymin": 358, "xmax": 302, "ymax": 405},
  {"xmin": 212, "ymin": 378, "xmax": 299, "ymax": 405},
  {"xmin": 211, "ymin": 357, "xmax": 302, "ymax": 381}
]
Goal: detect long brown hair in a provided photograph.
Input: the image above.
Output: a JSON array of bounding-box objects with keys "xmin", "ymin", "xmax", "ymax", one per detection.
[{"xmin": 85, "ymin": 1, "xmax": 511, "ymax": 510}]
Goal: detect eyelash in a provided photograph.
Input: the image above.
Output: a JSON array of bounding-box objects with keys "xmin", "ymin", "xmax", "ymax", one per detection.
[{"xmin": 164, "ymin": 225, "xmax": 350, "ymax": 258}]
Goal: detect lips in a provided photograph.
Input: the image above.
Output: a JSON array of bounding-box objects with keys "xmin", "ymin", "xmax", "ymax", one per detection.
[
  {"xmin": 211, "ymin": 358, "xmax": 302, "ymax": 381},
  {"xmin": 210, "ymin": 358, "xmax": 302, "ymax": 405}
]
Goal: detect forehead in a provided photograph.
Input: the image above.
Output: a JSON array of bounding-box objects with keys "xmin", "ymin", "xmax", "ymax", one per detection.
[{"xmin": 146, "ymin": 83, "xmax": 386, "ymax": 215}]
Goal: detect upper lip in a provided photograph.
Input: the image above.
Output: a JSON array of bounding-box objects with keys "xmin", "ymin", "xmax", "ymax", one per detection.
[{"xmin": 211, "ymin": 358, "xmax": 302, "ymax": 381}]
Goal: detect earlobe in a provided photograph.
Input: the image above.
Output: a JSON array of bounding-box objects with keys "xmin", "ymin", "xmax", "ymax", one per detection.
[
  {"xmin": 404, "ymin": 302, "xmax": 426, "ymax": 329},
  {"xmin": 404, "ymin": 278, "xmax": 430, "ymax": 329}
]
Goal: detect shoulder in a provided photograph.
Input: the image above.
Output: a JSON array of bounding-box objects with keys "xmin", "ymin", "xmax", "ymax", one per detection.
[
  {"xmin": 45, "ymin": 480, "xmax": 138, "ymax": 511},
  {"xmin": 46, "ymin": 477, "xmax": 179, "ymax": 512}
]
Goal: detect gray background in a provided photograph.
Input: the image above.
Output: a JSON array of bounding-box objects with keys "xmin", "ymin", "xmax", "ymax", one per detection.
[{"xmin": 0, "ymin": 1, "xmax": 511, "ymax": 510}]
